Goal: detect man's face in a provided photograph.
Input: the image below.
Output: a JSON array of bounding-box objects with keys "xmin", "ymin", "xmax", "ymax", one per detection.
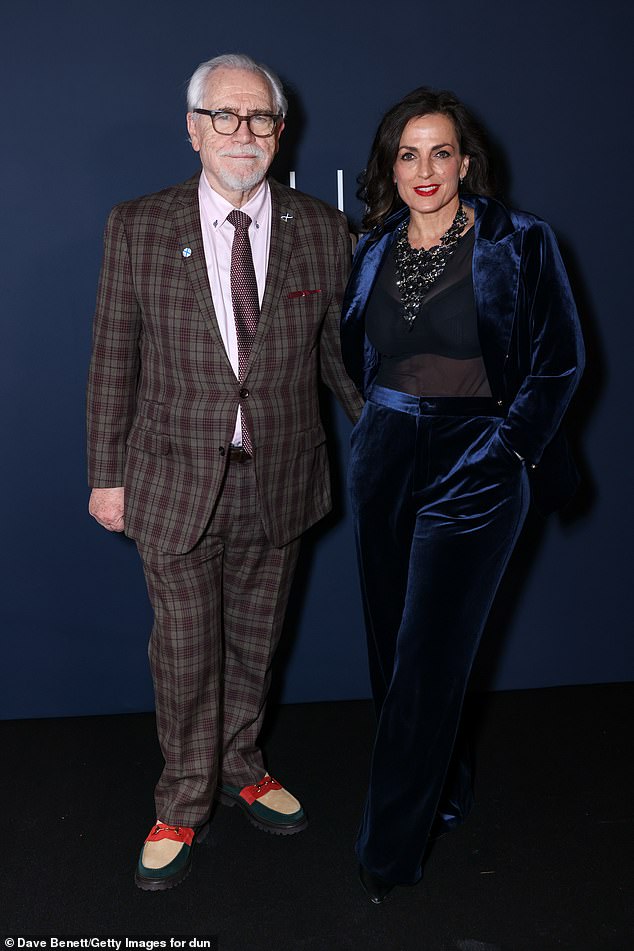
[{"xmin": 187, "ymin": 67, "xmax": 284, "ymax": 204}]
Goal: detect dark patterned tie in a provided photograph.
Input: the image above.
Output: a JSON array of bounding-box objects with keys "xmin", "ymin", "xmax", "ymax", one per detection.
[{"xmin": 227, "ymin": 210, "xmax": 260, "ymax": 455}]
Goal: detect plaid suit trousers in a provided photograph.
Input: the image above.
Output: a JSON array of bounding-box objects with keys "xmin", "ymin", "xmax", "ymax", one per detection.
[{"xmin": 137, "ymin": 456, "xmax": 301, "ymax": 825}]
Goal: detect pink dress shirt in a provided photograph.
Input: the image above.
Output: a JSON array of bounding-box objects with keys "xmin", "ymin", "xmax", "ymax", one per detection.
[{"xmin": 198, "ymin": 173, "xmax": 272, "ymax": 446}]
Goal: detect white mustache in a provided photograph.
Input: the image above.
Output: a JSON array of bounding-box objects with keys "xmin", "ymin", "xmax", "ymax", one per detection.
[{"xmin": 218, "ymin": 144, "xmax": 265, "ymax": 158}]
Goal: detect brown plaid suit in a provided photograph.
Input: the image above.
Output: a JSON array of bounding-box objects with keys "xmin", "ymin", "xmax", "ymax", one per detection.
[{"xmin": 87, "ymin": 173, "xmax": 363, "ymax": 824}]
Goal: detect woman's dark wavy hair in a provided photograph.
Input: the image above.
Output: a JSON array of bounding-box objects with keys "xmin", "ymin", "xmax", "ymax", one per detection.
[{"xmin": 358, "ymin": 86, "xmax": 495, "ymax": 232}]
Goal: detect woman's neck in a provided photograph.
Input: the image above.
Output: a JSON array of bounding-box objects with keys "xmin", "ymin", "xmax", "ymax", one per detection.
[{"xmin": 407, "ymin": 199, "xmax": 470, "ymax": 250}]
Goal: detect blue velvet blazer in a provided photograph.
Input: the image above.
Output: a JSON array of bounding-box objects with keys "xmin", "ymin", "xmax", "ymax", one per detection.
[{"xmin": 341, "ymin": 195, "xmax": 585, "ymax": 514}]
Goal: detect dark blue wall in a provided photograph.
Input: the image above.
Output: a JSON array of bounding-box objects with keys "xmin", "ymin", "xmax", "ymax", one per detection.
[{"xmin": 2, "ymin": 0, "xmax": 632, "ymax": 718}]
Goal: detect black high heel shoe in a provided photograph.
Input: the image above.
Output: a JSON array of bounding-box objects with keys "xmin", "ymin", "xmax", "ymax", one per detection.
[{"xmin": 358, "ymin": 863, "xmax": 394, "ymax": 904}]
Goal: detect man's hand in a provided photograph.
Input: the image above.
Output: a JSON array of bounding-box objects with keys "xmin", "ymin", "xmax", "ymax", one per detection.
[{"xmin": 89, "ymin": 487, "xmax": 125, "ymax": 532}]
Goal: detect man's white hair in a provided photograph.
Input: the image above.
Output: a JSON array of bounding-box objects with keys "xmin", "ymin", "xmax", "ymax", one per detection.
[{"xmin": 186, "ymin": 53, "xmax": 287, "ymax": 116}]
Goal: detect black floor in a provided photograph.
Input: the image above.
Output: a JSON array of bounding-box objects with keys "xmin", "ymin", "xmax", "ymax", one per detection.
[{"xmin": 2, "ymin": 684, "xmax": 633, "ymax": 951}]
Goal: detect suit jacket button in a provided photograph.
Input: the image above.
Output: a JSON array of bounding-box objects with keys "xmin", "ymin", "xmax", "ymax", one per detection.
[
  {"xmin": 240, "ymin": 387, "xmax": 249, "ymax": 398},
  {"xmin": 218, "ymin": 446, "xmax": 225, "ymax": 456}
]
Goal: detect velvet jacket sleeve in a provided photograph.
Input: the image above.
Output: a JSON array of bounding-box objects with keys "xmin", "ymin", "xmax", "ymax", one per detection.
[{"xmin": 496, "ymin": 217, "xmax": 585, "ymax": 466}]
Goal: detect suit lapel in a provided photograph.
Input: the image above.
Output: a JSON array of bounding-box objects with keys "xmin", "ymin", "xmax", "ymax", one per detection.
[
  {"xmin": 243, "ymin": 179, "xmax": 295, "ymax": 376},
  {"xmin": 172, "ymin": 175, "xmax": 233, "ymax": 367}
]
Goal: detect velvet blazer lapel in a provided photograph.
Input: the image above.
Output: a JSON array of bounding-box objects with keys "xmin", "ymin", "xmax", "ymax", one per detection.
[
  {"xmin": 468, "ymin": 195, "xmax": 523, "ymax": 401},
  {"xmin": 340, "ymin": 205, "xmax": 406, "ymax": 393}
]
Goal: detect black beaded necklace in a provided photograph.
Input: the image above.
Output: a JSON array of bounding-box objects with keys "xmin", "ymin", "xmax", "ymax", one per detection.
[{"xmin": 394, "ymin": 203, "xmax": 468, "ymax": 328}]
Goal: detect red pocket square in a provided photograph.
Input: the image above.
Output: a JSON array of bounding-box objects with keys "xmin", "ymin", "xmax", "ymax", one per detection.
[{"xmin": 287, "ymin": 289, "xmax": 322, "ymax": 298}]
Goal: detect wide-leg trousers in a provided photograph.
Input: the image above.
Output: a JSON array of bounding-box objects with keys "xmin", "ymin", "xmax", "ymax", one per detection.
[
  {"xmin": 137, "ymin": 454, "xmax": 301, "ymax": 827},
  {"xmin": 349, "ymin": 385, "xmax": 530, "ymax": 884}
]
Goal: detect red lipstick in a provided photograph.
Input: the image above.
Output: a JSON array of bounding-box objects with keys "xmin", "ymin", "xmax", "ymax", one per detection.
[{"xmin": 414, "ymin": 185, "xmax": 440, "ymax": 196}]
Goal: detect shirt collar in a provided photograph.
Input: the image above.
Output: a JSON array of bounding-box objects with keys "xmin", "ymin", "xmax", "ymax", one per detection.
[{"xmin": 199, "ymin": 172, "xmax": 269, "ymax": 233}]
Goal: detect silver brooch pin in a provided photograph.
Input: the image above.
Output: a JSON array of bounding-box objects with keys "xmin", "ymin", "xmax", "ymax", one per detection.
[
  {"xmin": 182, "ymin": 247, "xmax": 192, "ymax": 258},
  {"xmin": 280, "ymin": 213, "xmax": 293, "ymax": 222}
]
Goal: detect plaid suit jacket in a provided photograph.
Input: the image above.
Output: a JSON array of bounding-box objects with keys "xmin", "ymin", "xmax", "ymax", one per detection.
[{"xmin": 87, "ymin": 174, "xmax": 363, "ymax": 553}]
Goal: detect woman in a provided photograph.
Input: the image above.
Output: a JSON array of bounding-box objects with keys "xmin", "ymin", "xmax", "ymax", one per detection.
[{"xmin": 340, "ymin": 87, "xmax": 584, "ymax": 902}]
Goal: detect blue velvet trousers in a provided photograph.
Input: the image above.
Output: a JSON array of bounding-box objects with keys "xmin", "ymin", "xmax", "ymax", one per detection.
[{"xmin": 349, "ymin": 385, "xmax": 530, "ymax": 884}]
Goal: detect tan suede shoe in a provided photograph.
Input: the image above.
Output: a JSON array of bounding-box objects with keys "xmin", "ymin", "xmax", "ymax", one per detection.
[
  {"xmin": 134, "ymin": 821, "xmax": 209, "ymax": 891},
  {"xmin": 216, "ymin": 774, "xmax": 307, "ymax": 834}
]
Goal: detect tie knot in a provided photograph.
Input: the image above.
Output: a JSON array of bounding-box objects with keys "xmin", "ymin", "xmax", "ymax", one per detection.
[{"xmin": 227, "ymin": 210, "xmax": 252, "ymax": 232}]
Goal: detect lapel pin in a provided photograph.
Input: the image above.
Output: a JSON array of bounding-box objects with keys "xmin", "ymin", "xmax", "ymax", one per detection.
[
  {"xmin": 182, "ymin": 247, "xmax": 192, "ymax": 258},
  {"xmin": 280, "ymin": 213, "xmax": 293, "ymax": 222}
]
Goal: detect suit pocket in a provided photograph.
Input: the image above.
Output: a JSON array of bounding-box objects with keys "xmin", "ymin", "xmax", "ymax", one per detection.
[
  {"xmin": 295, "ymin": 423, "xmax": 327, "ymax": 453},
  {"xmin": 491, "ymin": 428, "xmax": 524, "ymax": 468},
  {"xmin": 126, "ymin": 424, "xmax": 170, "ymax": 456},
  {"xmin": 137, "ymin": 400, "xmax": 167, "ymax": 424}
]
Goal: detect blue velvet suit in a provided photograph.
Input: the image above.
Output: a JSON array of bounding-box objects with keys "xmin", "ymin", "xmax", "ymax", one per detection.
[{"xmin": 341, "ymin": 195, "xmax": 584, "ymax": 884}]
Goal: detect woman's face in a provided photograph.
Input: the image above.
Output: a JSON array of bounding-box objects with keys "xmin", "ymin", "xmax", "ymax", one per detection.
[{"xmin": 393, "ymin": 113, "xmax": 469, "ymax": 219}]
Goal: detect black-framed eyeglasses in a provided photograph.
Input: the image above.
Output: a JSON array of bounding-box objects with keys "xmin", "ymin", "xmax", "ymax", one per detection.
[{"xmin": 193, "ymin": 109, "xmax": 282, "ymax": 137}]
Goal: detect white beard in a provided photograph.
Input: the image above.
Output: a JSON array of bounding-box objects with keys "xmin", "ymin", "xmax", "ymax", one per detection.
[
  {"xmin": 216, "ymin": 145, "xmax": 268, "ymax": 193},
  {"xmin": 217, "ymin": 164, "xmax": 267, "ymax": 193}
]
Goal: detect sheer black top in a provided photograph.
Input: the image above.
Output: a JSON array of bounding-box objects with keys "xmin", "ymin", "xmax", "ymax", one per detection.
[{"xmin": 365, "ymin": 228, "xmax": 492, "ymax": 397}]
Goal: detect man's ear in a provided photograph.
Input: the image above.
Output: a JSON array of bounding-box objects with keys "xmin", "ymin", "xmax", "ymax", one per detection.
[{"xmin": 187, "ymin": 113, "xmax": 201, "ymax": 152}]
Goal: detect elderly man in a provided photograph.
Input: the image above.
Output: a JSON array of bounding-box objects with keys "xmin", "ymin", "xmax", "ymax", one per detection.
[{"xmin": 87, "ymin": 52, "xmax": 363, "ymax": 890}]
